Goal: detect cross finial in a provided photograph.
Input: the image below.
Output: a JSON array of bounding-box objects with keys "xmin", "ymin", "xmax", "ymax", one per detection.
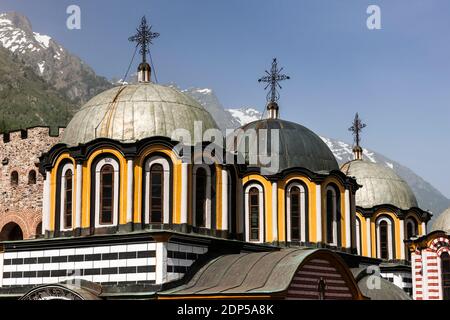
[
  {"xmin": 349, "ymin": 112, "xmax": 367, "ymax": 147},
  {"xmin": 128, "ymin": 16, "xmax": 160, "ymax": 64},
  {"xmin": 258, "ymin": 58, "xmax": 290, "ymax": 104},
  {"xmin": 349, "ymin": 113, "xmax": 367, "ymax": 160}
]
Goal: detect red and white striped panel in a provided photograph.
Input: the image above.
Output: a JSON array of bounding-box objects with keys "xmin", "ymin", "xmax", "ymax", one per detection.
[
  {"xmin": 426, "ymin": 253, "xmax": 441, "ymax": 300},
  {"xmin": 412, "ymin": 251, "xmax": 423, "ymax": 300},
  {"xmin": 430, "ymin": 237, "xmax": 450, "ymax": 254},
  {"xmin": 285, "ymin": 258, "xmax": 353, "ymax": 300}
]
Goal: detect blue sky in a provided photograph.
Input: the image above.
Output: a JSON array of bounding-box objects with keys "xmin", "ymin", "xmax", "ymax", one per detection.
[{"xmin": 1, "ymin": 0, "xmax": 449, "ymax": 198}]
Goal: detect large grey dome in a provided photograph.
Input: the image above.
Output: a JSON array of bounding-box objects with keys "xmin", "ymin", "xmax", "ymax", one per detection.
[
  {"xmin": 341, "ymin": 160, "xmax": 418, "ymax": 210},
  {"xmin": 62, "ymin": 83, "xmax": 219, "ymax": 146},
  {"xmin": 431, "ymin": 207, "xmax": 450, "ymax": 233},
  {"xmin": 234, "ymin": 119, "xmax": 339, "ymax": 174}
]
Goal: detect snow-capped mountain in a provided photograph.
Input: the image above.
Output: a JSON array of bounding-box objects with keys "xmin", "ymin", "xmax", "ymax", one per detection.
[
  {"xmin": 0, "ymin": 12, "xmax": 112, "ymax": 104},
  {"xmin": 186, "ymin": 88, "xmax": 450, "ymax": 221}
]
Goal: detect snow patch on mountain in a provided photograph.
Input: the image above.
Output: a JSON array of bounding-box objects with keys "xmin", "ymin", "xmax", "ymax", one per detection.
[
  {"xmin": 33, "ymin": 32, "xmax": 51, "ymax": 48},
  {"xmin": 226, "ymin": 108, "xmax": 262, "ymax": 126}
]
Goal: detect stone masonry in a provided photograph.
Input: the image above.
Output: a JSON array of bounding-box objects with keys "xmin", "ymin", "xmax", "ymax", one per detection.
[{"xmin": 0, "ymin": 127, "xmax": 63, "ymax": 239}]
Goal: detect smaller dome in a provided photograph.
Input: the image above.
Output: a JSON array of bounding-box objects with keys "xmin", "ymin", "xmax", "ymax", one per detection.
[
  {"xmin": 341, "ymin": 160, "xmax": 418, "ymax": 210},
  {"xmin": 431, "ymin": 207, "xmax": 450, "ymax": 233},
  {"xmin": 233, "ymin": 119, "xmax": 339, "ymax": 174}
]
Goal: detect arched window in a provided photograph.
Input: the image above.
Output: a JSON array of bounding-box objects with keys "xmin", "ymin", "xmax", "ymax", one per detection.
[
  {"xmin": 28, "ymin": 170, "xmax": 37, "ymax": 185},
  {"xmin": 59, "ymin": 163, "xmax": 74, "ymax": 231},
  {"xmin": 441, "ymin": 252, "xmax": 450, "ymax": 300},
  {"xmin": 144, "ymin": 156, "xmax": 171, "ymax": 225},
  {"xmin": 100, "ymin": 165, "xmax": 114, "ymax": 225},
  {"xmin": 193, "ymin": 165, "xmax": 212, "ymax": 229},
  {"xmin": 406, "ymin": 219, "xmax": 418, "ymax": 239},
  {"xmin": 35, "ymin": 222, "xmax": 42, "ymax": 237},
  {"xmin": 63, "ymin": 169, "xmax": 73, "ymax": 229},
  {"xmin": 11, "ymin": 171, "xmax": 18, "ymax": 186},
  {"xmin": 286, "ymin": 182, "xmax": 307, "ymax": 243},
  {"xmin": 325, "ymin": 186, "xmax": 340, "ymax": 246},
  {"xmin": 195, "ymin": 168, "xmax": 207, "ymax": 227},
  {"xmin": 94, "ymin": 157, "xmax": 120, "ymax": 228},
  {"xmin": 376, "ymin": 216, "xmax": 394, "ymax": 260},
  {"xmin": 0, "ymin": 222, "xmax": 23, "ymax": 241},
  {"xmin": 245, "ymin": 183, "xmax": 264, "ymax": 243},
  {"xmin": 355, "ymin": 217, "xmax": 362, "ymax": 255}
]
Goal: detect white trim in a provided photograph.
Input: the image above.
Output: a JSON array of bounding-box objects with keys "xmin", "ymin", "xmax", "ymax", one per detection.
[
  {"xmin": 192, "ymin": 165, "xmax": 212, "ymax": 228},
  {"xmin": 366, "ymin": 217, "xmax": 371, "ymax": 257},
  {"xmin": 94, "ymin": 158, "xmax": 120, "ymax": 228},
  {"xmin": 59, "ymin": 163, "xmax": 74, "ymax": 232},
  {"xmin": 221, "ymin": 169, "xmax": 228, "ymax": 231},
  {"xmin": 344, "ymin": 189, "xmax": 351, "ymax": 249},
  {"xmin": 286, "ymin": 182, "xmax": 306, "ymax": 243},
  {"xmin": 75, "ymin": 164, "xmax": 82, "ymax": 229},
  {"xmin": 325, "ymin": 186, "xmax": 338, "ymax": 246},
  {"xmin": 376, "ymin": 216, "xmax": 394, "ymax": 260},
  {"xmin": 144, "ymin": 157, "xmax": 170, "ymax": 224},
  {"xmin": 316, "ymin": 184, "xmax": 322, "ymax": 243},
  {"xmin": 355, "ymin": 217, "xmax": 361, "ymax": 255},
  {"xmin": 180, "ymin": 163, "xmax": 188, "ymax": 224},
  {"xmin": 421, "ymin": 222, "xmax": 426, "ymax": 236},
  {"xmin": 42, "ymin": 171, "xmax": 51, "ymax": 234},
  {"xmin": 126, "ymin": 159, "xmax": 134, "ymax": 224},
  {"xmin": 227, "ymin": 171, "xmax": 233, "ymax": 233},
  {"xmin": 272, "ymin": 182, "xmax": 278, "ymax": 241},
  {"xmin": 244, "ymin": 183, "xmax": 264, "ymax": 243},
  {"xmin": 155, "ymin": 242, "xmax": 167, "ymax": 284}
]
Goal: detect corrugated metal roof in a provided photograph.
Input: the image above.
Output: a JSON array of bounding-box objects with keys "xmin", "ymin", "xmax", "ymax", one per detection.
[
  {"xmin": 341, "ymin": 160, "xmax": 418, "ymax": 210},
  {"xmin": 233, "ymin": 119, "xmax": 339, "ymax": 174},
  {"xmin": 161, "ymin": 248, "xmax": 320, "ymax": 295},
  {"xmin": 62, "ymin": 83, "xmax": 219, "ymax": 147},
  {"xmin": 431, "ymin": 207, "xmax": 450, "ymax": 233}
]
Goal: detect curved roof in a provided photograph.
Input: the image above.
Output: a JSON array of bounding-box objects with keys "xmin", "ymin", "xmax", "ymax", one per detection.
[
  {"xmin": 431, "ymin": 207, "xmax": 450, "ymax": 233},
  {"xmin": 62, "ymin": 83, "xmax": 219, "ymax": 147},
  {"xmin": 351, "ymin": 268, "xmax": 411, "ymax": 300},
  {"xmin": 233, "ymin": 119, "xmax": 339, "ymax": 174},
  {"xmin": 161, "ymin": 248, "xmax": 360, "ymax": 297},
  {"xmin": 341, "ymin": 160, "xmax": 418, "ymax": 210}
]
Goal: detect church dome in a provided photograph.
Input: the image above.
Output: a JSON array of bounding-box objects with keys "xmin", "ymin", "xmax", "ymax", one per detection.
[
  {"xmin": 234, "ymin": 118, "xmax": 339, "ymax": 174},
  {"xmin": 341, "ymin": 160, "xmax": 418, "ymax": 210},
  {"xmin": 431, "ymin": 207, "xmax": 450, "ymax": 233},
  {"xmin": 62, "ymin": 83, "xmax": 219, "ymax": 147}
]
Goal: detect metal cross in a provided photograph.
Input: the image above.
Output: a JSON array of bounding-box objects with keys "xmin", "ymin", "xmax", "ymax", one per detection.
[
  {"xmin": 258, "ymin": 58, "xmax": 290, "ymax": 103},
  {"xmin": 349, "ymin": 112, "xmax": 367, "ymax": 147},
  {"xmin": 128, "ymin": 16, "xmax": 160, "ymax": 63}
]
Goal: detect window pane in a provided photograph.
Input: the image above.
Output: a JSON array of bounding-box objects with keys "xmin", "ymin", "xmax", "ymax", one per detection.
[{"xmin": 100, "ymin": 165, "xmax": 114, "ymax": 225}]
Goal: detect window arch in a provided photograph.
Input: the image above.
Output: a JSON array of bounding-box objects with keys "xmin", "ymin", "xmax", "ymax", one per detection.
[
  {"xmin": 441, "ymin": 252, "xmax": 450, "ymax": 300},
  {"xmin": 144, "ymin": 156, "xmax": 171, "ymax": 225},
  {"xmin": 355, "ymin": 217, "xmax": 362, "ymax": 255},
  {"xmin": 10, "ymin": 171, "xmax": 18, "ymax": 186},
  {"xmin": 59, "ymin": 163, "xmax": 74, "ymax": 231},
  {"xmin": 94, "ymin": 158, "xmax": 120, "ymax": 228},
  {"xmin": 28, "ymin": 170, "xmax": 37, "ymax": 185},
  {"xmin": 193, "ymin": 165, "xmax": 212, "ymax": 229},
  {"xmin": 244, "ymin": 183, "xmax": 264, "ymax": 243},
  {"xmin": 376, "ymin": 216, "xmax": 395, "ymax": 260},
  {"xmin": 405, "ymin": 218, "xmax": 418, "ymax": 240},
  {"xmin": 325, "ymin": 185, "xmax": 340, "ymax": 247},
  {"xmin": 286, "ymin": 182, "xmax": 308, "ymax": 243}
]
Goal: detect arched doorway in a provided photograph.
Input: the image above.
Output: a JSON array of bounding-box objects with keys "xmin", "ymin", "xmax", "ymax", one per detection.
[{"xmin": 0, "ymin": 222, "xmax": 24, "ymax": 241}]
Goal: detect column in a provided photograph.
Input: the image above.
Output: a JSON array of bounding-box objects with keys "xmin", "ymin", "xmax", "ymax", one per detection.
[
  {"xmin": 421, "ymin": 222, "xmax": 426, "ymax": 236},
  {"xmin": 344, "ymin": 189, "xmax": 351, "ymax": 249},
  {"xmin": 399, "ymin": 219, "xmax": 406, "ymax": 260},
  {"xmin": 221, "ymin": 168, "xmax": 228, "ymax": 231},
  {"xmin": 126, "ymin": 159, "xmax": 134, "ymax": 224},
  {"xmin": 42, "ymin": 171, "xmax": 51, "ymax": 234},
  {"xmin": 366, "ymin": 217, "xmax": 372, "ymax": 257},
  {"xmin": 75, "ymin": 163, "xmax": 83, "ymax": 230},
  {"xmin": 316, "ymin": 185, "xmax": 322, "ymax": 243},
  {"xmin": 180, "ymin": 163, "xmax": 188, "ymax": 224},
  {"xmin": 272, "ymin": 182, "xmax": 278, "ymax": 242}
]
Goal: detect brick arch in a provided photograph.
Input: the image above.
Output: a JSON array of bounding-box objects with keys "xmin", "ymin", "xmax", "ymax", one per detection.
[
  {"xmin": 430, "ymin": 237, "xmax": 450, "ymax": 256},
  {"xmin": 0, "ymin": 210, "xmax": 41, "ymax": 239}
]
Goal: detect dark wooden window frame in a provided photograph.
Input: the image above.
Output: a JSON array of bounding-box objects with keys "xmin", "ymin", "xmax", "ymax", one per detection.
[
  {"xmin": 64, "ymin": 169, "xmax": 73, "ymax": 229},
  {"xmin": 149, "ymin": 164, "xmax": 164, "ymax": 224},
  {"xmin": 249, "ymin": 187, "xmax": 260, "ymax": 241},
  {"xmin": 99, "ymin": 164, "xmax": 114, "ymax": 225}
]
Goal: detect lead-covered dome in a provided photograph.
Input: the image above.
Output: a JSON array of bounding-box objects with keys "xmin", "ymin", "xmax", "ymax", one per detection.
[
  {"xmin": 62, "ymin": 83, "xmax": 219, "ymax": 146},
  {"xmin": 341, "ymin": 160, "xmax": 418, "ymax": 210},
  {"xmin": 234, "ymin": 118, "xmax": 339, "ymax": 174},
  {"xmin": 431, "ymin": 207, "xmax": 450, "ymax": 233}
]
